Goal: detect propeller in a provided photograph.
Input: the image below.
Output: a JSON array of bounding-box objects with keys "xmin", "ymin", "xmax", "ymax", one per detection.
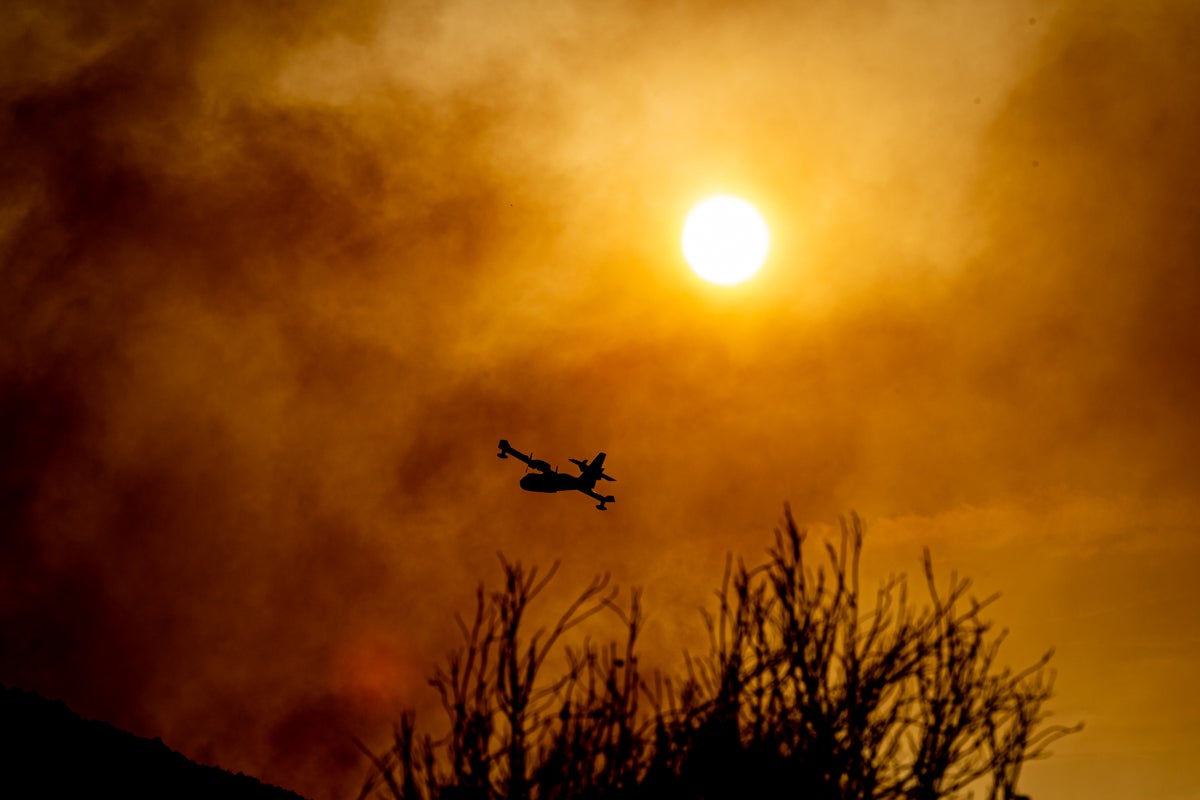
[{"xmin": 526, "ymin": 455, "xmax": 553, "ymax": 473}]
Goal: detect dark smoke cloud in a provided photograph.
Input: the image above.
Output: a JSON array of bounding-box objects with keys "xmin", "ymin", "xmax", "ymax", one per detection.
[
  {"xmin": 0, "ymin": 2, "xmax": 512, "ymax": 796},
  {"xmin": 3, "ymin": 1, "xmax": 1200, "ymax": 799}
]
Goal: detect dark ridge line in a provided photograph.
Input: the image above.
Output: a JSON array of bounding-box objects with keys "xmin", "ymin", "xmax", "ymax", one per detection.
[{"xmin": 0, "ymin": 684, "xmax": 313, "ymax": 800}]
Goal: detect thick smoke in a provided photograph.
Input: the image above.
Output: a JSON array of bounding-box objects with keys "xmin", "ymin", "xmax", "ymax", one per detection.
[{"xmin": 2, "ymin": 1, "xmax": 1199, "ymax": 798}]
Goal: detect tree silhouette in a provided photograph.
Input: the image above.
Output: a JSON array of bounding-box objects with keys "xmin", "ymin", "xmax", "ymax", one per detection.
[{"xmin": 358, "ymin": 511, "xmax": 1080, "ymax": 800}]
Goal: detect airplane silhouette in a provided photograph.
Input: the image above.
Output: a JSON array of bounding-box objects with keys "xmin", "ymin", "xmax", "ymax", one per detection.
[{"xmin": 497, "ymin": 439, "xmax": 616, "ymax": 510}]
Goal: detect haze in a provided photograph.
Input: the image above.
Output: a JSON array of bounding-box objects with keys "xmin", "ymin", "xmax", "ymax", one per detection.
[{"xmin": 3, "ymin": 1, "xmax": 1198, "ymax": 798}]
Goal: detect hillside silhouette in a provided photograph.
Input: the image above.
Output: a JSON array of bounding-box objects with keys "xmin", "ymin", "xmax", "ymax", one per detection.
[{"xmin": 0, "ymin": 684, "xmax": 311, "ymax": 800}]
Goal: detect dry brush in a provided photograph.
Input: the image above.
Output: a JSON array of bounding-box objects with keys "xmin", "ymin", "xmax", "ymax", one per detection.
[{"xmin": 358, "ymin": 511, "xmax": 1080, "ymax": 800}]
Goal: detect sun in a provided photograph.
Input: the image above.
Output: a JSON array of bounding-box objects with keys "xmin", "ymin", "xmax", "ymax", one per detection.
[{"xmin": 682, "ymin": 195, "xmax": 770, "ymax": 285}]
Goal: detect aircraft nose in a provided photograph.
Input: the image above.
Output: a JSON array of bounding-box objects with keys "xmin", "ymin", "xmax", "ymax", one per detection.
[{"xmin": 519, "ymin": 473, "xmax": 555, "ymax": 493}]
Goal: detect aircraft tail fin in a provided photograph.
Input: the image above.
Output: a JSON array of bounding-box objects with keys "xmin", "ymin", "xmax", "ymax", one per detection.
[
  {"xmin": 588, "ymin": 452, "xmax": 615, "ymax": 482},
  {"xmin": 570, "ymin": 451, "xmax": 614, "ymax": 481}
]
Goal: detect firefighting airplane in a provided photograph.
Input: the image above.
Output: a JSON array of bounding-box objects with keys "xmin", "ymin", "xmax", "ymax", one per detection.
[{"xmin": 496, "ymin": 439, "xmax": 616, "ymax": 510}]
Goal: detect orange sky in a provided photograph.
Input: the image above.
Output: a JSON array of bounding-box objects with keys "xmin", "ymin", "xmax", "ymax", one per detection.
[{"xmin": 3, "ymin": 1, "xmax": 1199, "ymax": 798}]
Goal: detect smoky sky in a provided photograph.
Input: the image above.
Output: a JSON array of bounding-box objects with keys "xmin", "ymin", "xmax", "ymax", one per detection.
[{"xmin": 3, "ymin": 1, "xmax": 1200, "ymax": 798}]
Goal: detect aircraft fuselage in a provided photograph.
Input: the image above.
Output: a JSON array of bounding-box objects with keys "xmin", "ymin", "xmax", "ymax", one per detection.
[{"xmin": 519, "ymin": 472, "xmax": 596, "ymax": 493}]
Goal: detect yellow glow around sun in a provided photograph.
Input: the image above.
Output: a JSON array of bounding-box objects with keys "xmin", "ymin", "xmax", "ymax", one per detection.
[{"xmin": 682, "ymin": 195, "xmax": 770, "ymax": 285}]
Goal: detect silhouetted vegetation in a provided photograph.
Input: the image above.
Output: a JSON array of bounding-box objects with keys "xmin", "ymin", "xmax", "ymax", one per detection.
[{"xmin": 359, "ymin": 512, "xmax": 1080, "ymax": 800}]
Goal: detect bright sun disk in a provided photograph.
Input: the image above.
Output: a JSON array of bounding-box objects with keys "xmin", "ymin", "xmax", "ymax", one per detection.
[{"xmin": 682, "ymin": 195, "xmax": 770, "ymax": 285}]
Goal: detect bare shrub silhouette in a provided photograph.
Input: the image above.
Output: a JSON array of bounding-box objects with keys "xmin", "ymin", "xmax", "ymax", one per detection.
[{"xmin": 358, "ymin": 511, "xmax": 1080, "ymax": 800}]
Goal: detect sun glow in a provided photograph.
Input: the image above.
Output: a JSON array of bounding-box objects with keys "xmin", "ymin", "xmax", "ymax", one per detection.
[{"xmin": 682, "ymin": 195, "xmax": 770, "ymax": 285}]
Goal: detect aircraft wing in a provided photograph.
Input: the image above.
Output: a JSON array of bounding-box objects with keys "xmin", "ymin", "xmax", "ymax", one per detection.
[
  {"xmin": 582, "ymin": 487, "xmax": 616, "ymax": 510},
  {"xmin": 498, "ymin": 439, "xmax": 551, "ymax": 472}
]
